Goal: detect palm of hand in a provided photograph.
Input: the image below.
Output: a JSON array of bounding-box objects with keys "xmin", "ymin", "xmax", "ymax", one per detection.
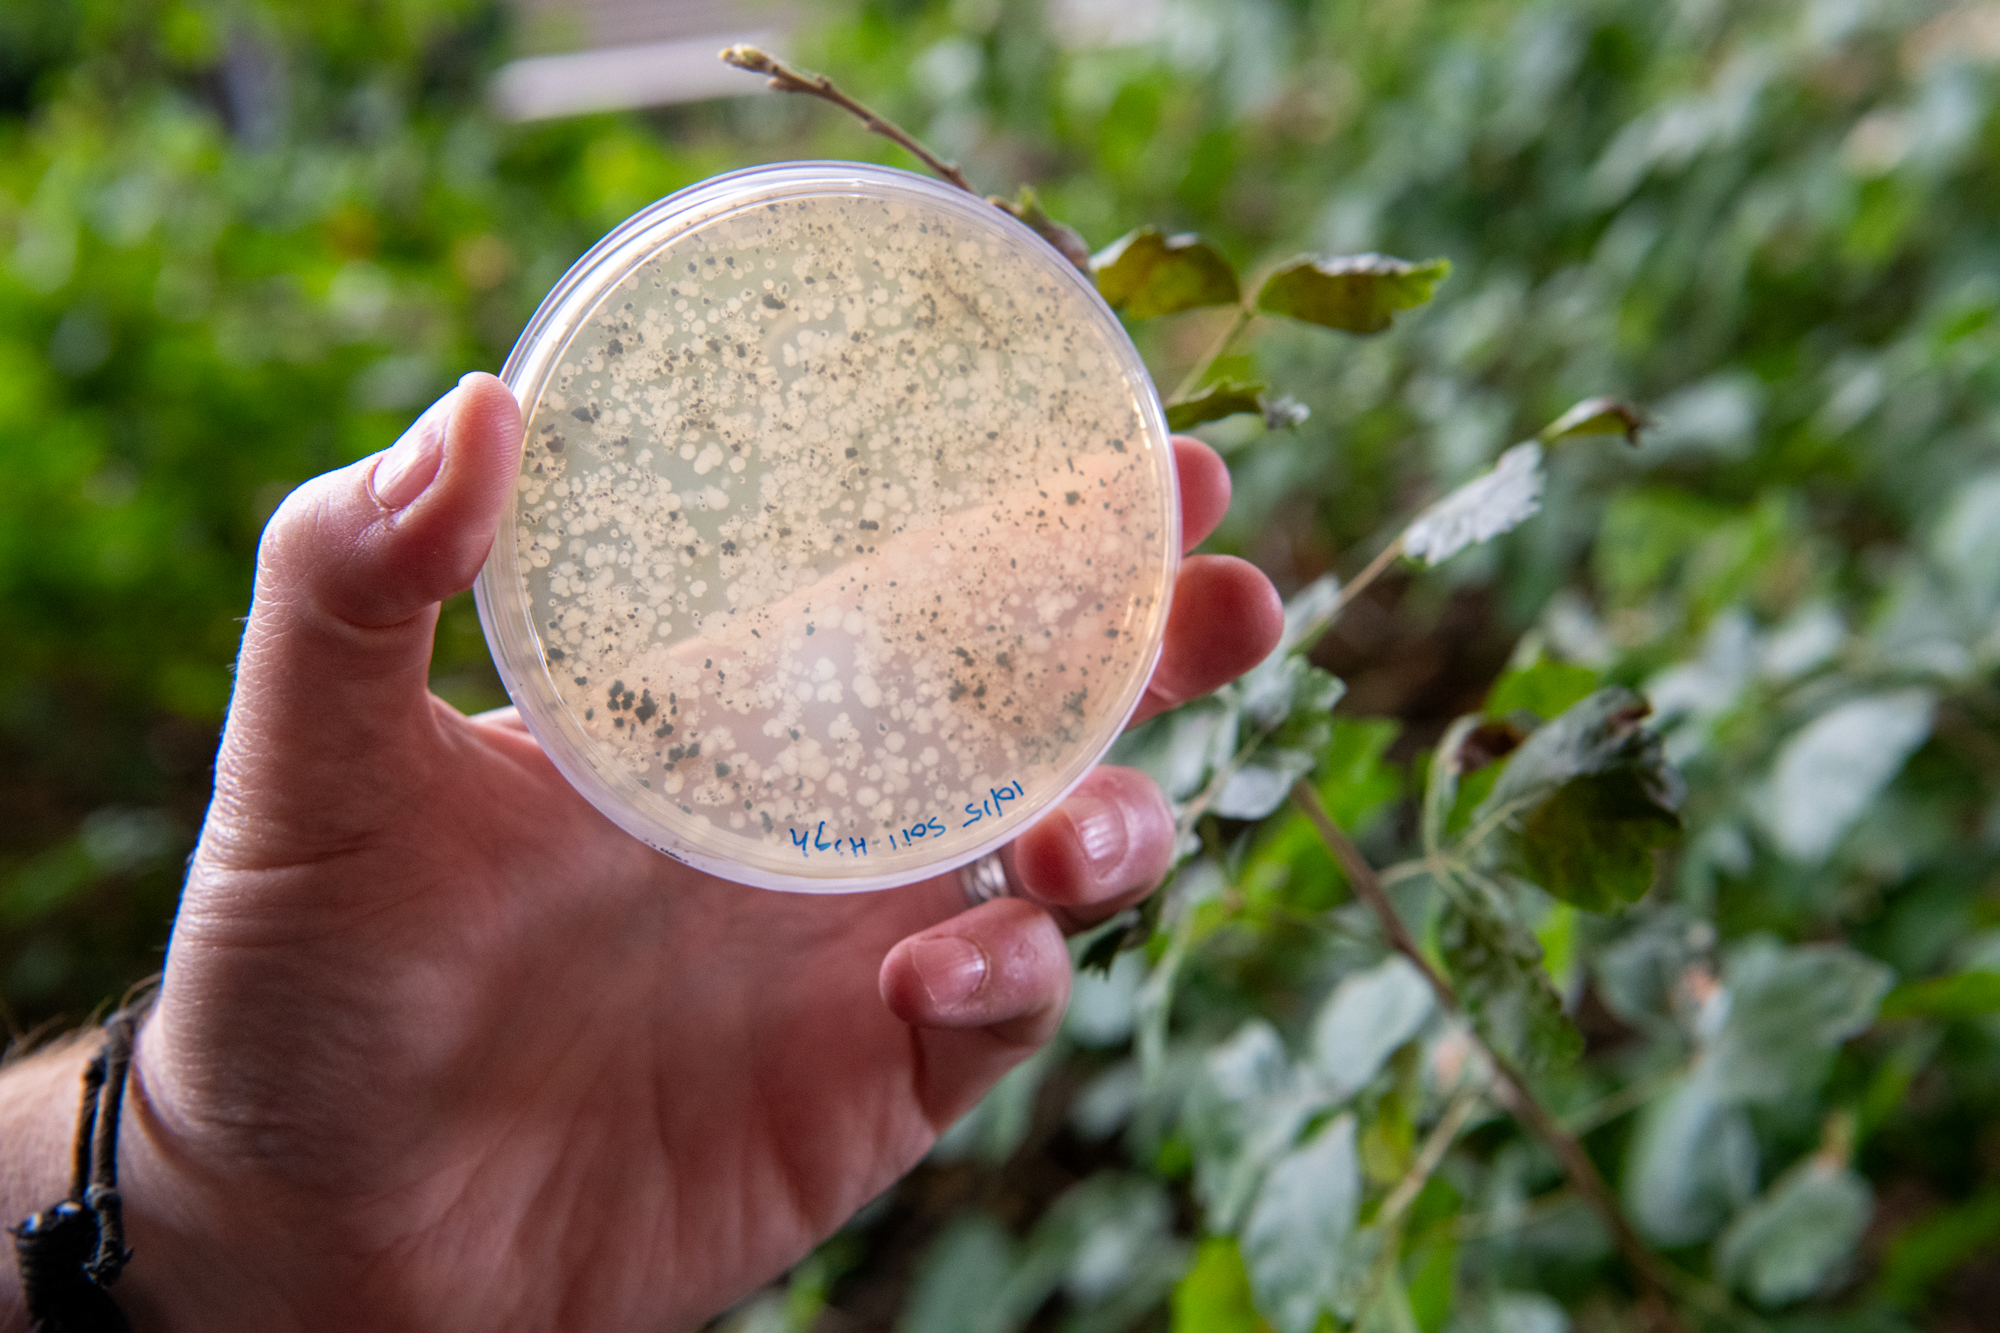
[
  {"xmin": 124, "ymin": 377, "xmax": 1279, "ymax": 1332},
  {"xmin": 154, "ymin": 701, "xmax": 989, "ymax": 1329}
]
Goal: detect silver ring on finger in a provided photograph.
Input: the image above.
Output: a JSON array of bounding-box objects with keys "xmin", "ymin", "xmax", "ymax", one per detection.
[{"xmin": 959, "ymin": 852, "xmax": 1017, "ymax": 908}]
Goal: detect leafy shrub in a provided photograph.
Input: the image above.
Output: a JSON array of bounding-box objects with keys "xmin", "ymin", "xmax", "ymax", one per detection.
[{"xmin": 7, "ymin": 1, "xmax": 2000, "ymax": 1329}]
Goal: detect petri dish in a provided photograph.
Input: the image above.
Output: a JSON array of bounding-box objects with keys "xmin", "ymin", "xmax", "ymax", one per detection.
[{"xmin": 475, "ymin": 162, "xmax": 1178, "ymax": 892}]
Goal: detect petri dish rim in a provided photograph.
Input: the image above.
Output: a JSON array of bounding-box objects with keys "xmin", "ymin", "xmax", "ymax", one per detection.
[{"xmin": 475, "ymin": 160, "xmax": 1178, "ymax": 893}]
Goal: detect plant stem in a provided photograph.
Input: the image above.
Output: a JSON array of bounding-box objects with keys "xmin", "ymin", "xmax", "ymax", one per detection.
[
  {"xmin": 1169, "ymin": 305, "xmax": 1252, "ymax": 404},
  {"xmin": 721, "ymin": 46, "xmax": 980, "ymax": 196},
  {"xmin": 1378, "ymin": 1081, "xmax": 1483, "ymax": 1232},
  {"xmin": 1561, "ymin": 1062, "xmax": 1690, "ymax": 1137},
  {"xmin": 1288, "ymin": 534, "xmax": 1405, "ymax": 656},
  {"xmin": 720, "ymin": 46, "xmax": 1093, "ymax": 272},
  {"xmin": 1288, "ymin": 780, "xmax": 1690, "ymax": 1333},
  {"xmin": 1291, "ymin": 781, "xmax": 1455, "ymax": 1004},
  {"xmin": 1483, "ymin": 1052, "xmax": 1688, "ymax": 1333}
]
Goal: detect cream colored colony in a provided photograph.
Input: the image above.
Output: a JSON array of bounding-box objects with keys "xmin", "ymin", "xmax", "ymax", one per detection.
[{"xmin": 508, "ymin": 191, "xmax": 1173, "ymax": 882}]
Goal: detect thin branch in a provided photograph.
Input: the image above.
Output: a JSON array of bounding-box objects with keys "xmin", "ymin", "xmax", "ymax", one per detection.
[
  {"xmin": 720, "ymin": 46, "xmax": 1092, "ymax": 272},
  {"xmin": 1560, "ymin": 1063, "xmax": 1690, "ymax": 1137},
  {"xmin": 1377, "ymin": 1082, "xmax": 1483, "ymax": 1233},
  {"xmin": 1452, "ymin": 1188, "xmax": 1582, "ymax": 1241},
  {"xmin": 1289, "ymin": 780, "xmax": 1690, "ymax": 1333},
  {"xmin": 1291, "ymin": 781, "xmax": 1456, "ymax": 1005},
  {"xmin": 1283, "ymin": 535, "xmax": 1406, "ymax": 662},
  {"xmin": 721, "ymin": 46, "xmax": 978, "ymax": 195},
  {"xmin": 1378, "ymin": 857, "xmax": 1442, "ymax": 889},
  {"xmin": 1169, "ymin": 306, "xmax": 1253, "ymax": 403},
  {"xmin": 1483, "ymin": 1052, "xmax": 1687, "ymax": 1333}
]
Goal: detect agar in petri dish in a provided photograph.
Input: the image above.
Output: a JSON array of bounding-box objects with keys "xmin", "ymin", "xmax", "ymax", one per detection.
[{"xmin": 475, "ymin": 163, "xmax": 1178, "ymax": 892}]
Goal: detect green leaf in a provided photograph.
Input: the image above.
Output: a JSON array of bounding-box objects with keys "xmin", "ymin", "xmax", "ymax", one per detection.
[
  {"xmin": 1172, "ymin": 1238, "xmax": 1271, "ymax": 1333},
  {"xmin": 1715, "ymin": 1161, "xmax": 1873, "ymax": 1307},
  {"xmin": 1877, "ymin": 1189, "xmax": 2000, "ymax": 1309},
  {"xmin": 1253, "ymin": 253, "xmax": 1450, "ymax": 333},
  {"xmin": 1313, "ymin": 718, "xmax": 1404, "ymax": 832},
  {"xmin": 1880, "ymin": 969, "xmax": 2000, "ymax": 1020},
  {"xmin": 1485, "ymin": 662, "xmax": 1602, "ymax": 722},
  {"xmin": 1403, "ymin": 1225, "xmax": 1459, "ymax": 1333},
  {"xmin": 1241, "ymin": 1114, "xmax": 1362, "ymax": 1333},
  {"xmin": 1700, "ymin": 940, "xmax": 1894, "ymax": 1105},
  {"xmin": 1437, "ymin": 895, "xmax": 1582, "ymax": 1074},
  {"xmin": 1092, "ymin": 227, "xmax": 1242, "ymax": 318},
  {"xmin": 1471, "ymin": 688, "xmax": 1684, "ymax": 912},
  {"xmin": 1309, "ymin": 956, "xmax": 1434, "ymax": 1100},
  {"xmin": 1167, "ymin": 378, "xmax": 1268, "ymax": 430},
  {"xmin": 1538, "ymin": 395, "xmax": 1647, "ymax": 446},
  {"xmin": 1508, "ymin": 773, "xmax": 1680, "ymax": 911}
]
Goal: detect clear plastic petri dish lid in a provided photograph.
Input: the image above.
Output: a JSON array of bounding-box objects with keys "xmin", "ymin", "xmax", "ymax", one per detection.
[{"xmin": 475, "ymin": 162, "xmax": 1178, "ymax": 893}]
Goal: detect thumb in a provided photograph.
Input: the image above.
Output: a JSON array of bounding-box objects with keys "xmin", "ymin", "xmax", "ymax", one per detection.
[{"xmin": 206, "ymin": 372, "xmax": 521, "ymax": 866}]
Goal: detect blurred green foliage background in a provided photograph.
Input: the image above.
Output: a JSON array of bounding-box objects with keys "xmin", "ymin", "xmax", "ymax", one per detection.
[{"xmin": 7, "ymin": 0, "xmax": 2000, "ymax": 1329}]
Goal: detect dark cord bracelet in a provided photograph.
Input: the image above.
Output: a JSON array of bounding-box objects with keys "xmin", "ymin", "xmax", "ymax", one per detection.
[{"xmin": 10, "ymin": 1010, "xmax": 137, "ymax": 1333}]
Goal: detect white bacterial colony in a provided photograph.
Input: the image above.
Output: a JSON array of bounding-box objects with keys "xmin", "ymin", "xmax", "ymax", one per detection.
[{"xmin": 506, "ymin": 191, "xmax": 1173, "ymax": 881}]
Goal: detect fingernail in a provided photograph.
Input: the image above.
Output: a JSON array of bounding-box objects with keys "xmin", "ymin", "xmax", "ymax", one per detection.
[
  {"xmin": 370, "ymin": 397, "xmax": 452, "ymax": 509},
  {"xmin": 1065, "ymin": 794, "xmax": 1128, "ymax": 879},
  {"xmin": 910, "ymin": 935, "xmax": 987, "ymax": 1007}
]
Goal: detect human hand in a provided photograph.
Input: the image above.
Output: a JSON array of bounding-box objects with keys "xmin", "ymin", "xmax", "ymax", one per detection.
[{"xmin": 65, "ymin": 375, "xmax": 1280, "ymax": 1331}]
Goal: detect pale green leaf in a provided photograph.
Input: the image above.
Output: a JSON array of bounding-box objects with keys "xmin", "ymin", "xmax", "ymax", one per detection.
[
  {"xmin": 1402, "ymin": 442, "xmax": 1544, "ymax": 566},
  {"xmin": 1241, "ymin": 1114, "xmax": 1362, "ymax": 1333},
  {"xmin": 1624, "ymin": 1078, "xmax": 1760, "ymax": 1246},
  {"xmin": 1700, "ymin": 939, "xmax": 1894, "ymax": 1105},
  {"xmin": 897, "ymin": 1215, "xmax": 1024, "ymax": 1333},
  {"xmin": 1212, "ymin": 748, "xmax": 1317, "ymax": 820},
  {"xmin": 1186, "ymin": 1022, "xmax": 1324, "ymax": 1232},
  {"xmin": 1716, "ymin": 1161, "xmax": 1873, "ymax": 1307},
  {"xmin": 1109, "ymin": 696, "xmax": 1239, "ymax": 803},
  {"xmin": 1765, "ymin": 690, "xmax": 1935, "ymax": 863},
  {"xmin": 1309, "ymin": 956, "xmax": 1435, "ymax": 1099}
]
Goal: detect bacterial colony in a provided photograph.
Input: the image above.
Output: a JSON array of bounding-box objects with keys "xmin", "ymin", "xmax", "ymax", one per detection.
[{"xmin": 506, "ymin": 190, "xmax": 1173, "ymax": 882}]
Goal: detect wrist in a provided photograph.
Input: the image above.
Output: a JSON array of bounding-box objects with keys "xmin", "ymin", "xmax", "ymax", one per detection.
[
  {"xmin": 0, "ymin": 1024, "xmax": 302, "ymax": 1333},
  {"xmin": 110, "ymin": 1026, "xmax": 304, "ymax": 1333}
]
